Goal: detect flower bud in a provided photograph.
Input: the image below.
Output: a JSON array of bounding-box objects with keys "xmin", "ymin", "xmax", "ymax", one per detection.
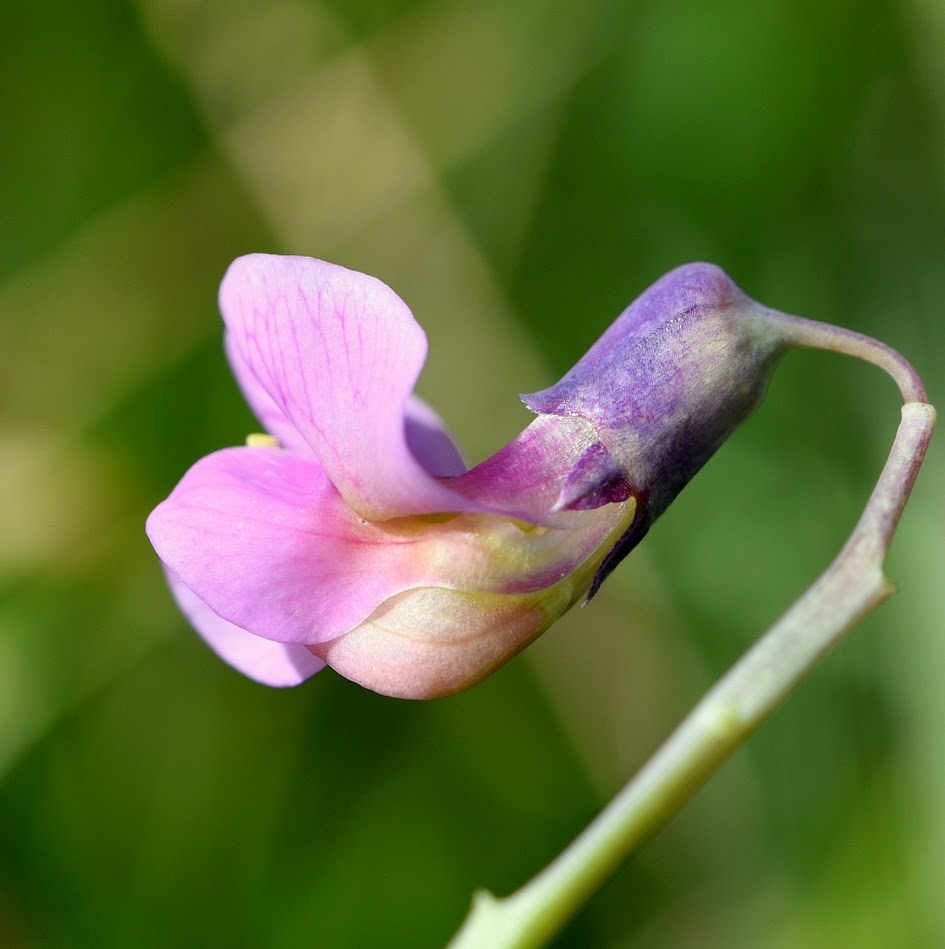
[{"xmin": 522, "ymin": 262, "xmax": 785, "ymax": 594}]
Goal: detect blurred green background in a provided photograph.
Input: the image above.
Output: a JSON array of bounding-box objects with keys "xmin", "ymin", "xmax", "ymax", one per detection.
[{"xmin": 1, "ymin": 0, "xmax": 943, "ymax": 946}]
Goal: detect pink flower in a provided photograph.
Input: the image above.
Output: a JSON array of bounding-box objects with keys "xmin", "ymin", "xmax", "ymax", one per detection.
[{"xmin": 147, "ymin": 255, "xmax": 782, "ymax": 698}]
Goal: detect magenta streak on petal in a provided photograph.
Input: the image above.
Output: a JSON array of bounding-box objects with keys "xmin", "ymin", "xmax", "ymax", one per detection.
[
  {"xmin": 165, "ymin": 570, "xmax": 325, "ymax": 687},
  {"xmin": 446, "ymin": 413, "xmax": 614, "ymax": 527},
  {"xmin": 219, "ymin": 255, "xmax": 481, "ymax": 520},
  {"xmin": 553, "ymin": 441, "xmax": 632, "ymax": 512}
]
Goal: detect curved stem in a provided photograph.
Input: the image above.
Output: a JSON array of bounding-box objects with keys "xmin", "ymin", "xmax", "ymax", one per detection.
[
  {"xmin": 450, "ymin": 373, "xmax": 934, "ymax": 948},
  {"xmin": 763, "ymin": 308, "xmax": 928, "ymax": 404}
]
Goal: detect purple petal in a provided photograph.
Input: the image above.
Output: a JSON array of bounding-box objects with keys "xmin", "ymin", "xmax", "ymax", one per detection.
[
  {"xmin": 219, "ymin": 255, "xmax": 473, "ymax": 519},
  {"xmin": 166, "ymin": 570, "xmax": 325, "ymax": 687},
  {"xmin": 404, "ymin": 396, "xmax": 467, "ymax": 477},
  {"xmin": 146, "ymin": 446, "xmax": 437, "ymax": 645}
]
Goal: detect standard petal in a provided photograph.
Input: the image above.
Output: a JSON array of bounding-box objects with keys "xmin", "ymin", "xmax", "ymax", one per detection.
[
  {"xmin": 146, "ymin": 446, "xmax": 438, "ymax": 645},
  {"xmin": 166, "ymin": 570, "xmax": 325, "ymax": 687},
  {"xmin": 224, "ymin": 333, "xmax": 309, "ymax": 452},
  {"xmin": 220, "ymin": 254, "xmax": 472, "ymax": 519}
]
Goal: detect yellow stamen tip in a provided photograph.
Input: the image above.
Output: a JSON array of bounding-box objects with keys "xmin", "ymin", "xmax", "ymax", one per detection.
[{"xmin": 245, "ymin": 433, "xmax": 279, "ymax": 448}]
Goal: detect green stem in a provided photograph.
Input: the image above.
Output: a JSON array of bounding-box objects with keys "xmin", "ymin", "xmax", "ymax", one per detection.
[
  {"xmin": 765, "ymin": 309, "xmax": 928, "ymax": 404},
  {"xmin": 449, "ymin": 383, "xmax": 934, "ymax": 948}
]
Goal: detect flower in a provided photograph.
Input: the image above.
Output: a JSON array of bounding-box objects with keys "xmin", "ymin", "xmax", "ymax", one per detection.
[{"xmin": 146, "ymin": 255, "xmax": 784, "ymax": 698}]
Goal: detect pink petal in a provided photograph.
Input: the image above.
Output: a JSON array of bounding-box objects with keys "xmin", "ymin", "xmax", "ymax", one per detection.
[
  {"xmin": 219, "ymin": 255, "xmax": 472, "ymax": 519},
  {"xmin": 315, "ymin": 586, "xmax": 559, "ymax": 700},
  {"xmin": 146, "ymin": 446, "xmax": 434, "ymax": 645},
  {"xmin": 166, "ymin": 570, "xmax": 325, "ymax": 687},
  {"xmin": 224, "ymin": 334, "xmax": 309, "ymax": 452},
  {"xmin": 229, "ymin": 328, "xmax": 465, "ymax": 472}
]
